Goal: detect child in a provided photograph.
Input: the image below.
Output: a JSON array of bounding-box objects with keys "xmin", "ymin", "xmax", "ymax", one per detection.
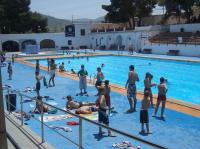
[
  {"xmin": 140, "ymin": 90, "xmax": 152, "ymax": 134},
  {"xmin": 35, "ymin": 72, "xmax": 44, "ymax": 97},
  {"xmin": 97, "ymin": 86, "xmax": 115, "ymax": 137},
  {"xmin": 153, "ymin": 77, "xmax": 168, "ymax": 119},
  {"xmin": 104, "ymin": 80, "xmax": 111, "ymax": 113},
  {"xmin": 59, "ymin": 62, "xmax": 65, "ymax": 72},
  {"xmin": 144, "ymin": 72, "xmax": 156, "ymax": 108},
  {"xmin": 7, "ymin": 62, "xmax": 13, "ymax": 80},
  {"xmin": 95, "ymin": 67, "xmax": 104, "ymax": 95}
]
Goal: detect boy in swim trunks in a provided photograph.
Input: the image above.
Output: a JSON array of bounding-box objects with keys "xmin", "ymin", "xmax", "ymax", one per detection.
[
  {"xmin": 153, "ymin": 77, "xmax": 168, "ymax": 119},
  {"xmin": 7, "ymin": 62, "xmax": 13, "ymax": 80},
  {"xmin": 125, "ymin": 65, "xmax": 139, "ymax": 113},
  {"xmin": 96, "ymin": 86, "xmax": 114, "ymax": 137},
  {"xmin": 140, "ymin": 90, "xmax": 152, "ymax": 134},
  {"xmin": 95, "ymin": 67, "xmax": 104, "ymax": 96},
  {"xmin": 144, "ymin": 72, "xmax": 156, "ymax": 108},
  {"xmin": 35, "ymin": 72, "xmax": 44, "ymax": 97},
  {"xmin": 49, "ymin": 59, "xmax": 57, "ymax": 87},
  {"xmin": 78, "ymin": 65, "xmax": 88, "ymax": 94},
  {"xmin": 104, "ymin": 80, "xmax": 111, "ymax": 113}
]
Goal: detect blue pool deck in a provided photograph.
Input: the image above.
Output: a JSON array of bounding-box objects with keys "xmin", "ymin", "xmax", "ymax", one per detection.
[{"xmin": 2, "ymin": 62, "xmax": 200, "ymax": 149}]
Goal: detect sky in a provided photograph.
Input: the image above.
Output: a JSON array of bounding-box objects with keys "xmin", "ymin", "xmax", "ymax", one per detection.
[
  {"xmin": 30, "ymin": 0, "xmax": 164, "ymax": 20},
  {"xmin": 30, "ymin": 0, "xmax": 111, "ymax": 20}
]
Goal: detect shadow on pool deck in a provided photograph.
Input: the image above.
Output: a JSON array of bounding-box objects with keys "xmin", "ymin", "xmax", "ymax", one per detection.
[{"xmin": 2, "ymin": 62, "xmax": 200, "ymax": 149}]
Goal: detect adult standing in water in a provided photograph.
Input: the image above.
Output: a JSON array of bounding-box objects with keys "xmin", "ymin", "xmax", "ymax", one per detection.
[
  {"xmin": 49, "ymin": 59, "xmax": 57, "ymax": 87},
  {"xmin": 78, "ymin": 65, "xmax": 88, "ymax": 95},
  {"xmin": 95, "ymin": 67, "xmax": 104, "ymax": 96},
  {"xmin": 125, "ymin": 65, "xmax": 139, "ymax": 113}
]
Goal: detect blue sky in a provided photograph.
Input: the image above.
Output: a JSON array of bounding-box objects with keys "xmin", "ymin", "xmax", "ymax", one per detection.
[
  {"xmin": 30, "ymin": 0, "xmax": 111, "ymax": 20},
  {"xmin": 30, "ymin": 0, "xmax": 164, "ymax": 20}
]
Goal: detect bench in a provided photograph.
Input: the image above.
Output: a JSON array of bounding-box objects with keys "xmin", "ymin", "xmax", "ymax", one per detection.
[
  {"xmin": 167, "ymin": 50, "xmax": 180, "ymax": 56},
  {"xmin": 142, "ymin": 49, "xmax": 152, "ymax": 54}
]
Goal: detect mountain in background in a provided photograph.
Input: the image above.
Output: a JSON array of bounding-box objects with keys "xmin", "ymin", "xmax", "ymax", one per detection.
[{"xmin": 43, "ymin": 15, "xmax": 104, "ymax": 32}]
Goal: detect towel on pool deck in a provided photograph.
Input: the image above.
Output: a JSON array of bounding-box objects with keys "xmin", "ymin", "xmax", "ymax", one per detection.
[
  {"xmin": 79, "ymin": 113, "xmax": 98, "ymax": 121},
  {"xmin": 38, "ymin": 114, "xmax": 73, "ymax": 122},
  {"xmin": 49, "ymin": 126, "xmax": 72, "ymax": 132},
  {"xmin": 112, "ymin": 141, "xmax": 136, "ymax": 149}
]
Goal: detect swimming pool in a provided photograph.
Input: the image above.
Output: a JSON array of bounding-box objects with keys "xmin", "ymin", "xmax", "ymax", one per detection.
[
  {"xmin": 34, "ymin": 55, "xmax": 200, "ymax": 105},
  {"xmin": 2, "ymin": 62, "xmax": 200, "ymax": 149}
]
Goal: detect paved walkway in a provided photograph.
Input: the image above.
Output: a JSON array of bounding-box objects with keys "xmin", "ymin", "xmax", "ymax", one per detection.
[{"xmin": 5, "ymin": 112, "xmax": 53, "ymax": 149}]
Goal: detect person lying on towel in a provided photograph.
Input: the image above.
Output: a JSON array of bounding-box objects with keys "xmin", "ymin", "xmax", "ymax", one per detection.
[{"xmin": 66, "ymin": 95, "xmax": 97, "ymax": 114}]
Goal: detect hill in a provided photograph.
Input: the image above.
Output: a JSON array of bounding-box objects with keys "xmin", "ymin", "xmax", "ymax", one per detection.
[{"xmin": 44, "ymin": 15, "xmax": 105, "ymax": 32}]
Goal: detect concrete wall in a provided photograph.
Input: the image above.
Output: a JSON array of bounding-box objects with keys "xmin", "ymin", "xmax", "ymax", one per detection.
[
  {"xmin": 89, "ymin": 31, "xmax": 145, "ymax": 51},
  {"xmin": 0, "ymin": 23, "xmax": 93, "ymax": 51},
  {"xmin": 170, "ymin": 23, "xmax": 200, "ymax": 33},
  {"xmin": 143, "ymin": 43, "xmax": 200, "ymax": 57}
]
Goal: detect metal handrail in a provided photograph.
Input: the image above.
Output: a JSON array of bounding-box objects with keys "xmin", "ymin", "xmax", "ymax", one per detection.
[
  {"xmin": 6, "ymin": 131, "xmax": 21, "ymax": 149},
  {"xmin": 4, "ymin": 88, "xmax": 168, "ymax": 149}
]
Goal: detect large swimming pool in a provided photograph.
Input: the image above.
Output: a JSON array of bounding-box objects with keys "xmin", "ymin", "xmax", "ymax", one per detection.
[{"xmin": 35, "ymin": 55, "xmax": 200, "ymax": 105}]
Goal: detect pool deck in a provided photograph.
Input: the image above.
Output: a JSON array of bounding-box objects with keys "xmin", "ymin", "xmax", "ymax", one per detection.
[{"xmin": 16, "ymin": 53, "xmax": 200, "ymax": 118}]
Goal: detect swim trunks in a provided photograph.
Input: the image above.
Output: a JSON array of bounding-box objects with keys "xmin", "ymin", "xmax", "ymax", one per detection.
[
  {"xmin": 127, "ymin": 84, "xmax": 136, "ymax": 98},
  {"xmin": 157, "ymin": 95, "xmax": 166, "ymax": 101},
  {"xmin": 140, "ymin": 110, "xmax": 149, "ymax": 123},
  {"xmin": 98, "ymin": 108, "xmax": 109, "ymax": 125}
]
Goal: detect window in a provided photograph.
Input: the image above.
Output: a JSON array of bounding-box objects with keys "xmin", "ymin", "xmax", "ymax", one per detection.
[
  {"xmin": 80, "ymin": 29, "xmax": 85, "ymax": 36},
  {"xmin": 68, "ymin": 40, "xmax": 72, "ymax": 45}
]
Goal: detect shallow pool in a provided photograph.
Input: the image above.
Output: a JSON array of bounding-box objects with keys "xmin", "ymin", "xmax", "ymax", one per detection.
[{"xmin": 35, "ymin": 55, "xmax": 200, "ymax": 105}]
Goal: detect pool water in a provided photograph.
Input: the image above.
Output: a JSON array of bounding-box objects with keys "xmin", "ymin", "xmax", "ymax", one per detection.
[{"xmin": 36, "ymin": 56, "xmax": 200, "ymax": 105}]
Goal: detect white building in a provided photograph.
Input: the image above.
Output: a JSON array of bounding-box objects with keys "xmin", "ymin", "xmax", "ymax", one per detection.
[{"xmin": 1, "ymin": 23, "xmax": 200, "ymax": 57}]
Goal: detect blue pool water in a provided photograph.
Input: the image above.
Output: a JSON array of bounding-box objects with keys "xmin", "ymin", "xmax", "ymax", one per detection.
[{"xmin": 34, "ymin": 56, "xmax": 200, "ymax": 105}]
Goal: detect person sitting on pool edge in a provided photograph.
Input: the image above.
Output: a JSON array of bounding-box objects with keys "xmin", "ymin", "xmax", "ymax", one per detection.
[
  {"xmin": 66, "ymin": 95, "xmax": 97, "ymax": 114},
  {"xmin": 59, "ymin": 62, "xmax": 65, "ymax": 72}
]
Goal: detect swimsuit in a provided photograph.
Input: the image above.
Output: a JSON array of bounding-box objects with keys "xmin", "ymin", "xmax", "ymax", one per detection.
[
  {"xmin": 127, "ymin": 84, "xmax": 136, "ymax": 98},
  {"xmin": 140, "ymin": 110, "xmax": 149, "ymax": 123}
]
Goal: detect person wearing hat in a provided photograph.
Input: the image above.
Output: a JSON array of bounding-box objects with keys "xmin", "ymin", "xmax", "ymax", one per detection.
[
  {"xmin": 78, "ymin": 65, "xmax": 88, "ymax": 95},
  {"xmin": 153, "ymin": 77, "xmax": 168, "ymax": 119},
  {"xmin": 144, "ymin": 72, "xmax": 156, "ymax": 108}
]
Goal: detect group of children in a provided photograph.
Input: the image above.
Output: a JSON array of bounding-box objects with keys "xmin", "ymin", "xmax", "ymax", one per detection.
[{"xmin": 140, "ymin": 74, "xmax": 168, "ymax": 135}]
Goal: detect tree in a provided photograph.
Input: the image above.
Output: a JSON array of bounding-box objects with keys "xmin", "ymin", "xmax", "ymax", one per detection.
[
  {"xmin": 102, "ymin": 0, "xmax": 135, "ymax": 28},
  {"xmin": 30, "ymin": 12, "xmax": 48, "ymax": 33},
  {"xmin": 0, "ymin": 0, "xmax": 48, "ymax": 33},
  {"xmin": 159, "ymin": 0, "xmax": 200, "ymax": 23},
  {"xmin": 135, "ymin": 0, "xmax": 157, "ymax": 25},
  {"xmin": 102, "ymin": 0, "xmax": 156, "ymax": 28}
]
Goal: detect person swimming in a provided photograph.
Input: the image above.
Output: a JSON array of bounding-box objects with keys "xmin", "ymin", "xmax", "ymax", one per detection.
[{"xmin": 101, "ymin": 63, "xmax": 105, "ymax": 68}]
